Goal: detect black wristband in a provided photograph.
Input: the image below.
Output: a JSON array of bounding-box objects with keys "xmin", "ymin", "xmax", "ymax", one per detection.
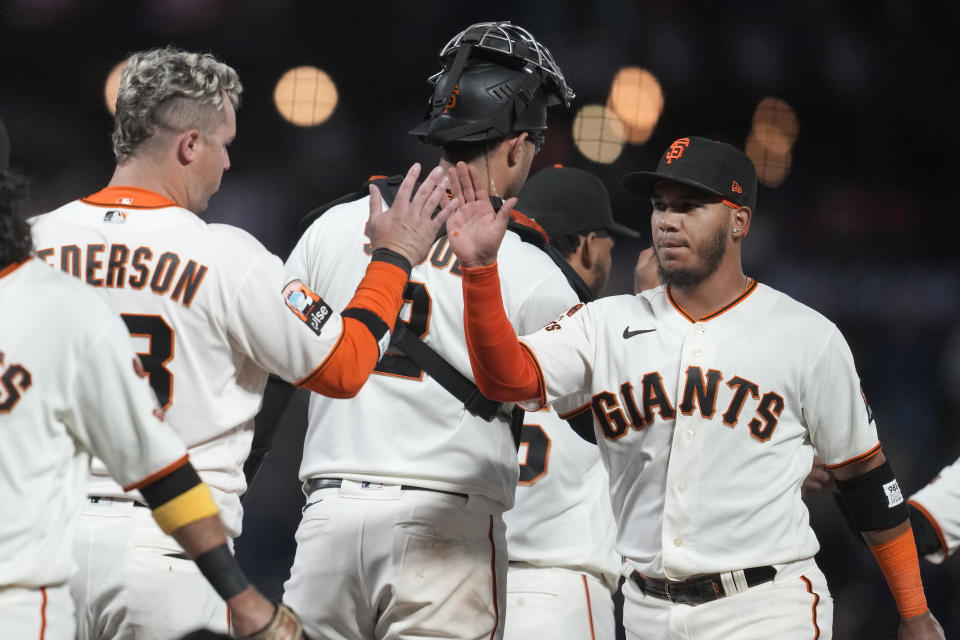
[
  {"xmin": 194, "ymin": 543, "xmax": 249, "ymax": 601},
  {"xmin": 908, "ymin": 503, "xmax": 943, "ymax": 557},
  {"xmin": 371, "ymin": 247, "xmax": 412, "ymax": 275},
  {"xmin": 836, "ymin": 461, "xmax": 909, "ymax": 532},
  {"xmin": 341, "ymin": 307, "xmax": 390, "ymax": 343}
]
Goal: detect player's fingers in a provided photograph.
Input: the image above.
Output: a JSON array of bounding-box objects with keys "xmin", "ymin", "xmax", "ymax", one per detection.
[
  {"xmin": 421, "ymin": 175, "xmax": 450, "ymax": 219},
  {"xmin": 447, "ymin": 166, "xmax": 465, "ymax": 205},
  {"xmin": 395, "ymin": 162, "xmax": 422, "ymax": 208},
  {"xmin": 456, "ymin": 161, "xmax": 475, "ymax": 202},
  {"xmin": 498, "ymin": 197, "xmax": 517, "ymax": 223},
  {"xmin": 411, "ymin": 166, "xmax": 444, "ymax": 215},
  {"xmin": 432, "ymin": 196, "xmax": 459, "ymax": 228},
  {"xmin": 467, "ymin": 164, "xmax": 487, "ymax": 200},
  {"xmin": 368, "ymin": 184, "xmax": 383, "ymax": 222}
]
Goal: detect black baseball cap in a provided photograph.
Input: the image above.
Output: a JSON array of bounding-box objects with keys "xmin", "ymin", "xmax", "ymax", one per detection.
[
  {"xmin": 622, "ymin": 136, "xmax": 757, "ymax": 210},
  {"xmin": 518, "ymin": 165, "xmax": 641, "ymax": 239},
  {"xmin": 0, "ymin": 114, "xmax": 9, "ymax": 171}
]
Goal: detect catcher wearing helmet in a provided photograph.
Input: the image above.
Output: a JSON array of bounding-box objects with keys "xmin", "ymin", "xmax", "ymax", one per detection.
[{"xmin": 281, "ymin": 21, "xmax": 581, "ymax": 640}]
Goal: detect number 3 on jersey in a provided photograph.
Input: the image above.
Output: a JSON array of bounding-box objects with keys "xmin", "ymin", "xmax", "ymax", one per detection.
[
  {"xmin": 518, "ymin": 422, "xmax": 551, "ymax": 485},
  {"xmin": 121, "ymin": 314, "xmax": 174, "ymax": 410}
]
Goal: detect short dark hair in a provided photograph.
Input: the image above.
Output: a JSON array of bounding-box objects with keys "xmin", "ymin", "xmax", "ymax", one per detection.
[
  {"xmin": 0, "ymin": 168, "xmax": 32, "ymax": 269},
  {"xmin": 549, "ymin": 231, "xmax": 586, "ymax": 258}
]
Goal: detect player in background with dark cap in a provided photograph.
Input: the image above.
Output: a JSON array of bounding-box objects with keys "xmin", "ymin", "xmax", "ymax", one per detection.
[
  {"xmin": 447, "ymin": 136, "xmax": 944, "ymax": 639},
  {"xmin": 282, "ymin": 21, "xmax": 582, "ymax": 639},
  {"xmin": 500, "ymin": 165, "xmax": 643, "ymax": 639}
]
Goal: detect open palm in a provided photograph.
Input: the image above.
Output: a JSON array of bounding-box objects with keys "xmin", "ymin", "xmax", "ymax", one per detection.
[{"xmin": 445, "ymin": 161, "xmax": 516, "ymax": 268}]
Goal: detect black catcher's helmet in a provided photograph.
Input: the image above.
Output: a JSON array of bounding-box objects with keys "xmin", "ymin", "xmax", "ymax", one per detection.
[{"xmin": 410, "ymin": 21, "xmax": 574, "ymax": 147}]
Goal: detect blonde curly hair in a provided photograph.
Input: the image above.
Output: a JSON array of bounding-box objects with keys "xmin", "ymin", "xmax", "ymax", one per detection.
[{"xmin": 112, "ymin": 47, "xmax": 242, "ymax": 162}]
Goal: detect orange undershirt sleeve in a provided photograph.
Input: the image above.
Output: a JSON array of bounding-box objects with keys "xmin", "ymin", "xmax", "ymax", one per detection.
[
  {"xmin": 869, "ymin": 528, "xmax": 929, "ymax": 618},
  {"xmin": 296, "ymin": 259, "xmax": 407, "ymax": 398},
  {"xmin": 461, "ymin": 263, "xmax": 541, "ymax": 402}
]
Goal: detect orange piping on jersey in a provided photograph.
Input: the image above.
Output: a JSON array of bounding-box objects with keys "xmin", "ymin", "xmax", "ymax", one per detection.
[
  {"xmin": 487, "ymin": 515, "xmax": 499, "ymax": 640},
  {"xmin": 666, "ymin": 278, "xmax": 758, "ymax": 323},
  {"xmin": 824, "ymin": 443, "xmax": 882, "ymax": 470},
  {"xmin": 39, "ymin": 586, "xmax": 47, "ymax": 640},
  {"xmin": 123, "ymin": 454, "xmax": 190, "ymax": 491},
  {"xmin": 581, "ymin": 574, "xmax": 597, "ymax": 640},
  {"xmin": 558, "ymin": 402, "xmax": 591, "ymax": 420},
  {"xmin": 0, "ymin": 258, "xmax": 29, "ymax": 280},
  {"xmin": 80, "ymin": 186, "xmax": 178, "ymax": 209},
  {"xmin": 907, "ymin": 500, "xmax": 949, "ymax": 558},
  {"xmin": 799, "ymin": 575, "xmax": 820, "ymax": 640}
]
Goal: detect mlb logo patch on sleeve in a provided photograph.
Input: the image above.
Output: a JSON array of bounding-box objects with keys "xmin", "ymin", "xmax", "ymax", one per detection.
[{"xmin": 283, "ymin": 280, "xmax": 333, "ymax": 336}]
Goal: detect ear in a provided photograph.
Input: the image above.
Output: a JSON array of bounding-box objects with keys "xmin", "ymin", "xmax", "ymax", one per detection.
[
  {"xmin": 507, "ymin": 132, "xmax": 527, "ymax": 167},
  {"xmin": 177, "ymin": 130, "xmax": 203, "ymax": 166},
  {"xmin": 578, "ymin": 233, "xmax": 594, "ymax": 269},
  {"xmin": 732, "ymin": 206, "xmax": 752, "ymax": 239}
]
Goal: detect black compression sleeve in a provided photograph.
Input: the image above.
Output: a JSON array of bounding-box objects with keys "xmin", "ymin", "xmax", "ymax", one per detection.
[{"xmin": 194, "ymin": 543, "xmax": 250, "ymax": 601}]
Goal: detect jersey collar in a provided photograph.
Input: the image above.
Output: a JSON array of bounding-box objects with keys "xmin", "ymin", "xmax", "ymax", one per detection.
[
  {"xmin": 80, "ymin": 186, "xmax": 178, "ymax": 210},
  {"xmin": 666, "ymin": 278, "xmax": 758, "ymax": 323}
]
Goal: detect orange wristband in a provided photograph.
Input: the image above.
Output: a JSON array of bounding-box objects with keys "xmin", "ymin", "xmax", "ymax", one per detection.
[{"xmin": 868, "ymin": 528, "xmax": 928, "ymax": 618}]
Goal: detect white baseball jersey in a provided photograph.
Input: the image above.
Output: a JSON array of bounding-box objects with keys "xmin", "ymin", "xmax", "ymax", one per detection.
[
  {"xmin": 909, "ymin": 456, "xmax": 960, "ymax": 563},
  {"xmin": 0, "ymin": 258, "xmax": 186, "ymax": 588},
  {"xmin": 286, "ymin": 195, "xmax": 579, "ymax": 507},
  {"xmin": 30, "ymin": 186, "xmax": 358, "ymax": 536},
  {"xmin": 506, "ymin": 406, "xmax": 619, "ymax": 589},
  {"xmin": 516, "ymin": 282, "xmax": 881, "ymax": 579}
]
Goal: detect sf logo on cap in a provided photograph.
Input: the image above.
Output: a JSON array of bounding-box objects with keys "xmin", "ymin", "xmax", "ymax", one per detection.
[{"xmin": 664, "ymin": 138, "xmax": 690, "ymax": 165}]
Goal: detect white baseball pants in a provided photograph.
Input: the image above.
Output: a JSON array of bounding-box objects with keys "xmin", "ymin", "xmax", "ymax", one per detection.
[{"xmin": 0, "ymin": 584, "xmax": 74, "ymax": 639}]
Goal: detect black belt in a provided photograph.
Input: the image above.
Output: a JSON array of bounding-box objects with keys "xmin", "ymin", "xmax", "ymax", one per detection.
[
  {"xmin": 304, "ymin": 477, "xmax": 467, "ymax": 500},
  {"xmin": 630, "ymin": 566, "xmax": 776, "ymax": 605}
]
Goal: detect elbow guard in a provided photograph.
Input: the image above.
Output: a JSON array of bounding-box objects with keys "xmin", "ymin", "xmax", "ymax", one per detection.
[{"xmin": 835, "ymin": 461, "xmax": 909, "ymax": 532}]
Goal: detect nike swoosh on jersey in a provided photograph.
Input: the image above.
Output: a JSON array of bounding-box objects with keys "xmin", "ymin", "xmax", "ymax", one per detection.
[{"xmin": 623, "ymin": 327, "xmax": 656, "ymax": 339}]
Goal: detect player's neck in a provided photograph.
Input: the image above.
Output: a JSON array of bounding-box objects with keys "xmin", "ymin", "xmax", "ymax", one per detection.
[
  {"xmin": 667, "ymin": 261, "xmax": 751, "ymax": 321},
  {"xmin": 108, "ymin": 159, "xmax": 187, "ymax": 210}
]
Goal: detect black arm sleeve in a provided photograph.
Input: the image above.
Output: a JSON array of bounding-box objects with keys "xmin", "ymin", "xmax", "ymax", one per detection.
[{"xmin": 244, "ymin": 375, "xmax": 296, "ymax": 489}]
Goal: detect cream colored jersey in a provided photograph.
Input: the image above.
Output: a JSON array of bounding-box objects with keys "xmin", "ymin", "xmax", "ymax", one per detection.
[
  {"xmin": 30, "ymin": 187, "xmax": 356, "ymax": 536},
  {"xmin": 506, "ymin": 406, "xmax": 619, "ymax": 589},
  {"xmin": 286, "ymin": 195, "xmax": 579, "ymax": 507},
  {"xmin": 909, "ymin": 456, "xmax": 960, "ymax": 563},
  {"xmin": 0, "ymin": 259, "xmax": 186, "ymax": 588},
  {"xmin": 516, "ymin": 282, "xmax": 881, "ymax": 579}
]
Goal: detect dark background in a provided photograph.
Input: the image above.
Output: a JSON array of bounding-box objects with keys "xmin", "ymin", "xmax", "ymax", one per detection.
[{"xmin": 3, "ymin": 1, "xmax": 958, "ymax": 636}]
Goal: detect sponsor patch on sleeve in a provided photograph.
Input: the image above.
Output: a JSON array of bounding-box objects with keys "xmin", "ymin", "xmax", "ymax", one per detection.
[{"xmin": 283, "ymin": 280, "xmax": 333, "ymax": 336}]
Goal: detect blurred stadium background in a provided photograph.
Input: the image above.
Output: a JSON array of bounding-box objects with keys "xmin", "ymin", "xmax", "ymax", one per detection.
[{"xmin": 2, "ymin": 1, "xmax": 958, "ymax": 636}]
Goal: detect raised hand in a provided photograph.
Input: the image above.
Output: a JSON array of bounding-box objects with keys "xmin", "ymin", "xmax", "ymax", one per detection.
[
  {"xmin": 445, "ymin": 161, "xmax": 514, "ymax": 268},
  {"xmin": 366, "ymin": 163, "xmax": 459, "ymax": 265},
  {"xmin": 633, "ymin": 247, "xmax": 660, "ymax": 294}
]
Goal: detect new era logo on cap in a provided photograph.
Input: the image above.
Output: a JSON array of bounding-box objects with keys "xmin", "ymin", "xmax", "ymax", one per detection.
[{"xmin": 621, "ymin": 136, "xmax": 758, "ymax": 210}]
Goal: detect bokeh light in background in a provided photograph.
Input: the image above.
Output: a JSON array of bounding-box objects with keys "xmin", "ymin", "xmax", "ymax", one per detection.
[
  {"xmin": 572, "ymin": 104, "xmax": 626, "ymax": 164},
  {"xmin": 273, "ymin": 66, "xmax": 338, "ymax": 127},
  {"xmin": 606, "ymin": 66, "xmax": 664, "ymax": 144},
  {"xmin": 745, "ymin": 96, "xmax": 799, "ymax": 187},
  {"xmin": 104, "ymin": 62, "xmax": 124, "ymax": 115}
]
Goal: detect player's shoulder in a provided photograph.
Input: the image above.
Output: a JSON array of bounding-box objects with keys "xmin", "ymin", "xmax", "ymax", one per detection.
[
  {"xmin": 496, "ymin": 230, "xmax": 562, "ymax": 275},
  {"xmin": 756, "ymin": 282, "xmax": 837, "ymax": 331},
  {"xmin": 28, "ymin": 198, "xmax": 84, "ymax": 227},
  {"xmin": 301, "ymin": 193, "xmax": 371, "ymax": 235},
  {"xmin": 13, "ymin": 258, "xmax": 115, "ymax": 327}
]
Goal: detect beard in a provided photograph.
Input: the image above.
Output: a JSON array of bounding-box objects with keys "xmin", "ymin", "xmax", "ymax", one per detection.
[{"xmin": 655, "ymin": 220, "xmax": 728, "ymax": 288}]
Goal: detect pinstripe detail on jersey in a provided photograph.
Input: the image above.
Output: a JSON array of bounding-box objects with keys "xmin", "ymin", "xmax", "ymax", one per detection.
[
  {"xmin": 799, "ymin": 575, "xmax": 821, "ymax": 639},
  {"xmin": 123, "ymin": 454, "xmax": 190, "ymax": 491},
  {"xmin": 666, "ymin": 278, "xmax": 758, "ymax": 323},
  {"xmin": 907, "ymin": 500, "xmax": 948, "ymax": 558},
  {"xmin": 825, "ymin": 443, "xmax": 882, "ymax": 470},
  {"xmin": 80, "ymin": 186, "xmax": 178, "ymax": 209}
]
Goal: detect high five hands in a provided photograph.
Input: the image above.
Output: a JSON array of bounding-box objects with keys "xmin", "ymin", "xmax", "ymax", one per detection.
[{"xmin": 445, "ymin": 162, "xmax": 515, "ymax": 268}]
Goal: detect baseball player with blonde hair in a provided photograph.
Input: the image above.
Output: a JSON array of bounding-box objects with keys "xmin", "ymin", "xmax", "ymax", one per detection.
[
  {"xmin": 446, "ymin": 137, "xmax": 945, "ymax": 639},
  {"xmin": 29, "ymin": 47, "xmax": 454, "ymax": 638},
  {"xmin": 0, "ymin": 115, "xmax": 300, "ymax": 640}
]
